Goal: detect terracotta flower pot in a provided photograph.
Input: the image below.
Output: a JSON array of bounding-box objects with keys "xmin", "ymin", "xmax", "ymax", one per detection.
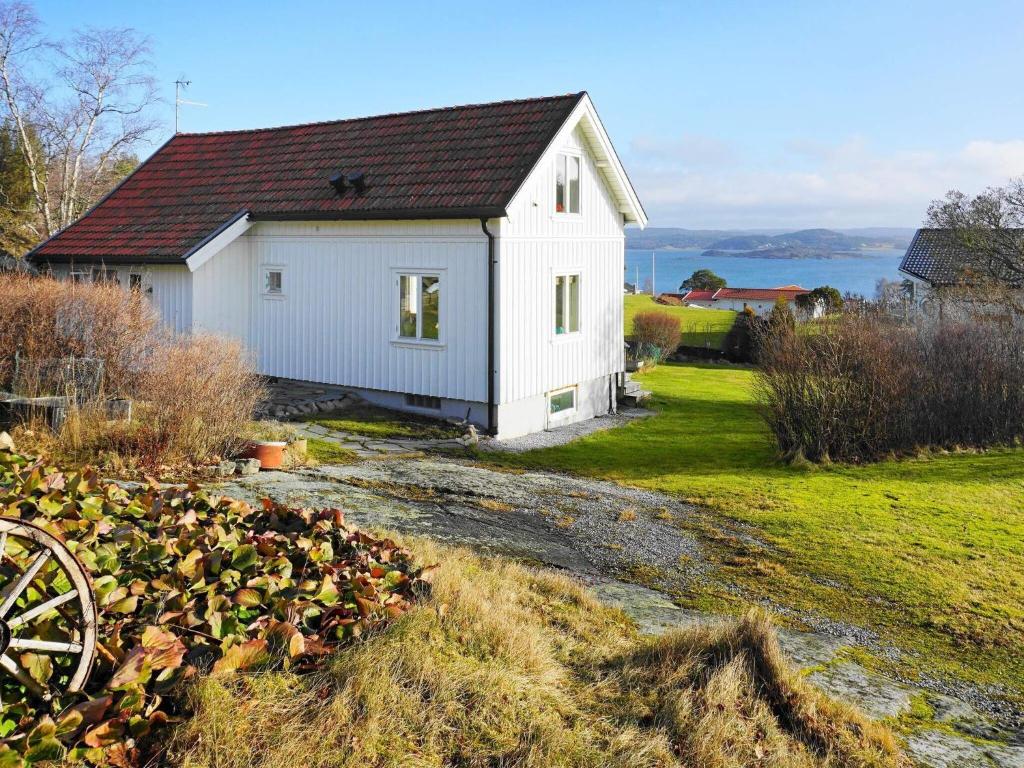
[{"xmin": 241, "ymin": 440, "xmax": 287, "ymax": 470}]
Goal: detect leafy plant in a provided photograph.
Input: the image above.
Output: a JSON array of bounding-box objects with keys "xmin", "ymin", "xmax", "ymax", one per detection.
[{"xmin": 0, "ymin": 448, "xmax": 427, "ymax": 766}]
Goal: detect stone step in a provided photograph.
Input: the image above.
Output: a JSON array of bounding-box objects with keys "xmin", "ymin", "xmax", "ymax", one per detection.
[
  {"xmin": 619, "ymin": 380, "xmax": 642, "ymax": 396},
  {"xmin": 619, "ymin": 390, "xmax": 651, "ymax": 407}
]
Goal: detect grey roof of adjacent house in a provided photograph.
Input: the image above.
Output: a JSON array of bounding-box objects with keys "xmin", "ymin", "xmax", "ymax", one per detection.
[{"xmin": 898, "ymin": 229, "xmax": 968, "ymax": 286}]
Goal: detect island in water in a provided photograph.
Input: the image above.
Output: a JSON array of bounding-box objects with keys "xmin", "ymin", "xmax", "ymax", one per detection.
[{"xmin": 626, "ymin": 227, "xmax": 914, "ymax": 259}]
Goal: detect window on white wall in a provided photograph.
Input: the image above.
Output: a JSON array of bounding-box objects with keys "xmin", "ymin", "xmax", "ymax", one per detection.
[
  {"xmin": 549, "ymin": 386, "xmax": 576, "ymax": 416},
  {"xmin": 398, "ymin": 273, "xmax": 440, "ymax": 341},
  {"xmin": 128, "ymin": 273, "xmax": 143, "ymax": 292},
  {"xmin": 554, "ymin": 153, "xmax": 581, "ymax": 214},
  {"xmin": 554, "ymin": 273, "xmax": 580, "ymax": 335},
  {"xmin": 263, "ymin": 267, "xmax": 284, "ymax": 297}
]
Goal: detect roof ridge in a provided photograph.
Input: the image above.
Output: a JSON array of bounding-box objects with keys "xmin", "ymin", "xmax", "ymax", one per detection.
[{"xmin": 175, "ymin": 91, "xmax": 587, "ymax": 138}]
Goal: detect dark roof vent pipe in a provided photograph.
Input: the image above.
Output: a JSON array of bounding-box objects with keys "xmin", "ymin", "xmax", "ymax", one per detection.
[
  {"xmin": 329, "ymin": 172, "xmax": 347, "ymax": 195},
  {"xmin": 347, "ymin": 172, "xmax": 366, "ymax": 194}
]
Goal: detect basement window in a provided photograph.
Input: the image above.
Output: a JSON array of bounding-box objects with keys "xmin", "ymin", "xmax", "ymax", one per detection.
[
  {"xmin": 554, "ymin": 153, "xmax": 581, "ymax": 214},
  {"xmin": 405, "ymin": 393, "xmax": 441, "ymax": 411},
  {"xmin": 128, "ymin": 273, "xmax": 143, "ymax": 292},
  {"xmin": 549, "ymin": 386, "xmax": 576, "ymax": 417},
  {"xmin": 554, "ymin": 273, "xmax": 580, "ymax": 335},
  {"xmin": 398, "ymin": 273, "xmax": 441, "ymax": 342}
]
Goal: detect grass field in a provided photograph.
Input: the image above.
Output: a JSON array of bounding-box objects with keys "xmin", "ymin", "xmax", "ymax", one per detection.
[
  {"xmin": 490, "ymin": 362, "xmax": 1024, "ymax": 703},
  {"xmin": 624, "ymin": 294, "xmax": 736, "ymax": 349}
]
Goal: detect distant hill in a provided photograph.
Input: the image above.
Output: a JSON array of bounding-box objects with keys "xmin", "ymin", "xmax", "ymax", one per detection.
[{"xmin": 627, "ymin": 227, "xmax": 914, "ymax": 257}]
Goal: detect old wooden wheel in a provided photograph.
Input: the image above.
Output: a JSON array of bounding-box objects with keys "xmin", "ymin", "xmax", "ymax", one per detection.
[{"xmin": 0, "ymin": 518, "xmax": 97, "ymax": 706}]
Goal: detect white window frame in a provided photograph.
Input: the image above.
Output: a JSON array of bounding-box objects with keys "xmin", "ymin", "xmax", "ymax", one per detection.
[
  {"xmin": 69, "ymin": 270, "xmax": 90, "ymax": 283},
  {"xmin": 548, "ymin": 385, "xmax": 577, "ymax": 420},
  {"xmin": 392, "ymin": 268, "xmax": 445, "ymax": 348},
  {"xmin": 262, "ymin": 265, "xmax": 285, "ymax": 299},
  {"xmin": 552, "ymin": 269, "xmax": 582, "ymax": 340},
  {"xmin": 553, "ymin": 151, "xmax": 582, "ymax": 217}
]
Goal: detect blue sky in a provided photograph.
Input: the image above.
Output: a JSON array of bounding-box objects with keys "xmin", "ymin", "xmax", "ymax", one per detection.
[{"xmin": 35, "ymin": 0, "xmax": 1024, "ymax": 228}]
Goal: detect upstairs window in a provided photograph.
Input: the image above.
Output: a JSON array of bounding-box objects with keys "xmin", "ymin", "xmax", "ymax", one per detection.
[
  {"xmin": 554, "ymin": 273, "xmax": 580, "ymax": 335},
  {"xmin": 554, "ymin": 153, "xmax": 580, "ymax": 214},
  {"xmin": 399, "ymin": 273, "xmax": 440, "ymax": 341}
]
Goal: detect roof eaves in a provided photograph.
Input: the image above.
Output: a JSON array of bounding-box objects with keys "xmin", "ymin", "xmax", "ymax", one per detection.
[{"xmin": 25, "ymin": 133, "xmax": 179, "ymax": 266}]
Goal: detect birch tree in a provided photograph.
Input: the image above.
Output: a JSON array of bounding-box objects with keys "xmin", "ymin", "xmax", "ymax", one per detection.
[{"xmin": 0, "ymin": 1, "xmax": 157, "ymax": 242}]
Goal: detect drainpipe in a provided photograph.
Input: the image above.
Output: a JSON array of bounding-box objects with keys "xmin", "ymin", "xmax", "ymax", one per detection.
[{"xmin": 480, "ymin": 218, "xmax": 497, "ymax": 435}]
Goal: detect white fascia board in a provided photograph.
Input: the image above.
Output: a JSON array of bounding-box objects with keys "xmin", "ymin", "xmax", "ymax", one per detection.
[
  {"xmin": 184, "ymin": 211, "xmax": 252, "ymax": 272},
  {"xmin": 504, "ymin": 94, "xmax": 648, "ymax": 228},
  {"xmin": 574, "ymin": 94, "xmax": 648, "ymax": 228}
]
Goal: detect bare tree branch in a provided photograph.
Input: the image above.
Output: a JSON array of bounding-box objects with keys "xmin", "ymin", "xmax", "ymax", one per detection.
[{"xmin": 0, "ymin": 2, "xmax": 158, "ymax": 240}]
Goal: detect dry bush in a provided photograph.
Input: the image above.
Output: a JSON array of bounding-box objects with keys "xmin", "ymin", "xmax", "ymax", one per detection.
[
  {"xmin": 170, "ymin": 539, "xmax": 907, "ymax": 768},
  {"xmin": 633, "ymin": 311, "xmax": 682, "ymax": 362},
  {"xmin": 755, "ymin": 313, "xmax": 1024, "ymax": 462},
  {"xmin": 0, "ymin": 274, "xmax": 263, "ymax": 469},
  {"xmin": 0, "ymin": 272, "xmax": 158, "ymax": 395}
]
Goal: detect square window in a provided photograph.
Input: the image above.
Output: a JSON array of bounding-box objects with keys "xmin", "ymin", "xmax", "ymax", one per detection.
[
  {"xmin": 398, "ymin": 273, "xmax": 441, "ymax": 342},
  {"xmin": 549, "ymin": 387, "xmax": 576, "ymax": 416},
  {"xmin": 554, "ymin": 153, "xmax": 580, "ymax": 214},
  {"xmin": 264, "ymin": 268, "xmax": 284, "ymax": 296},
  {"xmin": 554, "ymin": 273, "xmax": 580, "ymax": 335}
]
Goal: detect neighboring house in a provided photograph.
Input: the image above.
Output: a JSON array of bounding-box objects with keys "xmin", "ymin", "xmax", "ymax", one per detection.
[
  {"xmin": 624, "ymin": 281, "xmax": 637, "ymax": 294},
  {"xmin": 672, "ymin": 285, "xmax": 819, "ymax": 317},
  {"xmin": 898, "ymin": 228, "xmax": 968, "ymax": 306},
  {"xmin": 27, "ymin": 92, "xmax": 646, "ymax": 439}
]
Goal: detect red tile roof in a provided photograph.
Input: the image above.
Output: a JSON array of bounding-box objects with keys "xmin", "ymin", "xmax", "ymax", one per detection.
[
  {"xmin": 715, "ymin": 287, "xmax": 809, "ymax": 301},
  {"xmin": 681, "ymin": 287, "xmax": 810, "ymax": 303},
  {"xmin": 31, "ymin": 93, "xmax": 586, "ymax": 265},
  {"xmin": 680, "ymin": 289, "xmax": 717, "ymax": 302}
]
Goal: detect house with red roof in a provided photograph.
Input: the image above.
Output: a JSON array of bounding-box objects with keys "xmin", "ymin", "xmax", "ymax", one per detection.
[
  {"xmin": 675, "ymin": 285, "xmax": 820, "ymax": 317},
  {"xmin": 27, "ymin": 92, "xmax": 646, "ymax": 439}
]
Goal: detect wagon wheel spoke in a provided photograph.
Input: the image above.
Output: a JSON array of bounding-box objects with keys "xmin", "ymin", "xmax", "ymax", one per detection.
[
  {"xmin": 7, "ymin": 590, "xmax": 80, "ymax": 630},
  {"xmin": 0, "ymin": 550, "xmax": 50, "ymax": 619},
  {"xmin": 0, "ymin": 653, "xmax": 46, "ymax": 698}
]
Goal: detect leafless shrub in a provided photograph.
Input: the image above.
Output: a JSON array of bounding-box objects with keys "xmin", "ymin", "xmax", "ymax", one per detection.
[
  {"xmin": 0, "ymin": 274, "xmax": 263, "ymax": 469},
  {"xmin": 755, "ymin": 313, "xmax": 1024, "ymax": 462},
  {"xmin": 632, "ymin": 311, "xmax": 681, "ymax": 362}
]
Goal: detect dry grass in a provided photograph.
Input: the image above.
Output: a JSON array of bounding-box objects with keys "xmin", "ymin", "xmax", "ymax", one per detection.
[
  {"xmin": 0, "ymin": 274, "xmax": 263, "ymax": 471},
  {"xmin": 169, "ymin": 540, "xmax": 908, "ymax": 768}
]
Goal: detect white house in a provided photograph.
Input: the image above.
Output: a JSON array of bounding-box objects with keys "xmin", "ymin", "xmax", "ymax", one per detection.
[
  {"xmin": 28, "ymin": 92, "xmax": 647, "ymax": 439},
  {"xmin": 671, "ymin": 285, "xmax": 822, "ymax": 317}
]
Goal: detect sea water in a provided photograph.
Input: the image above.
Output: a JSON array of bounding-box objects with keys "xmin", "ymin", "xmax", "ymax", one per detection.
[{"xmin": 625, "ymin": 248, "xmax": 906, "ymax": 297}]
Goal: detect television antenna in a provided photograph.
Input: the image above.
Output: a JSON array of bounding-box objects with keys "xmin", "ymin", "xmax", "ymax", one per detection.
[{"xmin": 174, "ymin": 79, "xmax": 207, "ymax": 133}]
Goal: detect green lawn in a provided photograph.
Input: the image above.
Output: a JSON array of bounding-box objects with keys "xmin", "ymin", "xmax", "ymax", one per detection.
[
  {"xmin": 624, "ymin": 294, "xmax": 736, "ymax": 350},
  {"xmin": 303, "ymin": 404, "xmax": 462, "ymax": 440},
  {"xmin": 490, "ymin": 362, "xmax": 1024, "ymax": 702}
]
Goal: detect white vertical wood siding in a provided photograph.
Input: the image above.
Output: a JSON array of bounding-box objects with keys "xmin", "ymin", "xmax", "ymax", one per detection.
[
  {"xmin": 496, "ymin": 122, "xmax": 625, "ymax": 404},
  {"xmin": 48, "ymin": 264, "xmax": 192, "ymax": 334},
  {"xmin": 192, "ymin": 237, "xmax": 252, "ymax": 341},
  {"xmin": 193, "ymin": 220, "xmax": 488, "ymax": 402}
]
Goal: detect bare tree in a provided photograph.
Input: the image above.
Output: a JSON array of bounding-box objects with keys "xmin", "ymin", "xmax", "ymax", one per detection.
[
  {"xmin": 926, "ymin": 177, "xmax": 1024, "ymax": 312},
  {"xmin": 0, "ymin": 1, "xmax": 157, "ymax": 241}
]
